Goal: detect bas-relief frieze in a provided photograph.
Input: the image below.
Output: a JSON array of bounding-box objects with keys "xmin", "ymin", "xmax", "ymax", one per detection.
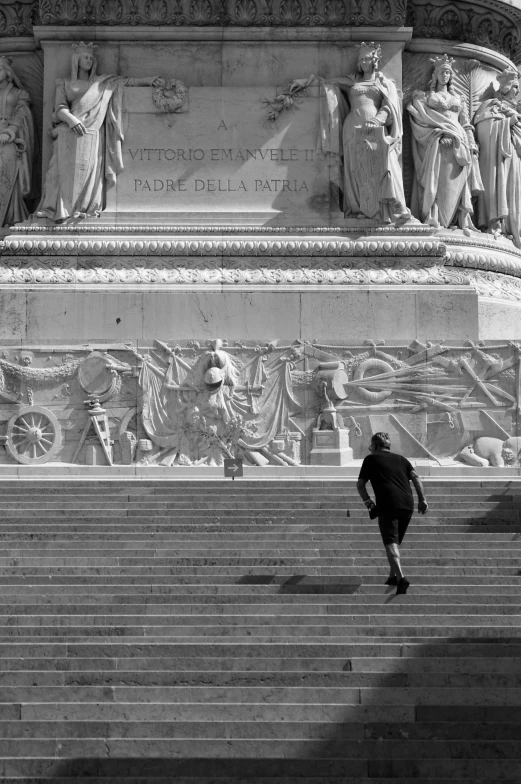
[
  {"xmin": 2, "ymin": 338, "xmax": 521, "ymax": 469},
  {"xmin": 37, "ymin": 0, "xmax": 407, "ymax": 26}
]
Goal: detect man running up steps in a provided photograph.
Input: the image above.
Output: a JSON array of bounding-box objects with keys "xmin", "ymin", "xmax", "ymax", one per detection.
[{"xmin": 357, "ymin": 432, "xmax": 428, "ymax": 595}]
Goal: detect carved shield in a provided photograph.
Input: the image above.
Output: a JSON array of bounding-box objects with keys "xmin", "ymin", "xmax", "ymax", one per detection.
[
  {"xmin": 354, "ymin": 125, "xmax": 390, "ymax": 219},
  {"xmin": 57, "ymin": 127, "xmax": 98, "ymax": 214}
]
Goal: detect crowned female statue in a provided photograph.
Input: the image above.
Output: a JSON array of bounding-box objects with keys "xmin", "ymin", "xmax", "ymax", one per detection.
[
  {"xmin": 407, "ymin": 55, "xmax": 483, "ymax": 230},
  {"xmin": 292, "ymin": 42, "xmax": 409, "ymax": 223},
  {"xmin": 35, "ymin": 42, "xmax": 164, "ymax": 223},
  {"xmin": 0, "ymin": 56, "xmax": 34, "ymax": 227},
  {"xmin": 473, "ymin": 67, "xmax": 521, "ymax": 247}
]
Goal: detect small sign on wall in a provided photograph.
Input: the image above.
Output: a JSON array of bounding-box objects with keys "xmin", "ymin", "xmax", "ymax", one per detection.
[{"xmin": 224, "ymin": 458, "xmax": 243, "ymax": 479}]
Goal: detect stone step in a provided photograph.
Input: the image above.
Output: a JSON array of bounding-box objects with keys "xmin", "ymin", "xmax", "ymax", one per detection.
[
  {"xmin": 1, "ymin": 583, "xmax": 518, "ymax": 596},
  {"xmin": 0, "ymin": 497, "xmax": 518, "ymax": 507},
  {"xmin": 0, "ymin": 571, "xmax": 519, "ymax": 585},
  {"xmin": 7, "ymin": 701, "xmax": 521, "ymax": 725},
  {"xmin": 0, "ymin": 654, "xmax": 518, "ymax": 672},
  {"xmin": 0, "ymin": 736, "xmax": 521, "ymax": 759},
  {"xmin": 1, "ymin": 601, "xmax": 518, "ymax": 614},
  {"xmin": 2, "ymin": 640, "xmax": 520, "ymax": 657},
  {"xmin": 0, "ymin": 626, "xmax": 518, "ymax": 641},
  {"xmin": 1, "ymin": 523, "xmax": 519, "ymax": 533},
  {"xmin": 0, "ymin": 547, "xmax": 519, "ymax": 559},
  {"xmin": 3, "ymin": 669, "xmax": 520, "ymax": 687},
  {"xmin": 2, "ymin": 532, "xmax": 521, "ymax": 543},
  {"xmin": 0, "ymin": 778, "xmax": 511, "ymax": 784},
  {"xmin": 0, "ymin": 610, "xmax": 519, "ymax": 627},
  {"xmin": 0, "ymin": 560, "xmax": 518, "ymax": 571},
  {"xmin": 0, "ymin": 718, "xmax": 517, "ymax": 740}
]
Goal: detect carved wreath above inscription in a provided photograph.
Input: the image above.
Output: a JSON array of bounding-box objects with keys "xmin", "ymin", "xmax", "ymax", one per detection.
[
  {"xmin": 152, "ymin": 79, "xmax": 188, "ymax": 112},
  {"xmin": 37, "ymin": 0, "xmax": 406, "ymax": 26}
]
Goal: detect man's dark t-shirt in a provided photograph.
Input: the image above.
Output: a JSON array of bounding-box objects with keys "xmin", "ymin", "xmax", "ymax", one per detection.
[{"xmin": 358, "ymin": 450, "xmax": 414, "ymax": 512}]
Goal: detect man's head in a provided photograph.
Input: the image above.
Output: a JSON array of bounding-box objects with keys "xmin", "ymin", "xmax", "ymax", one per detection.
[{"xmin": 369, "ymin": 432, "xmax": 391, "ymax": 452}]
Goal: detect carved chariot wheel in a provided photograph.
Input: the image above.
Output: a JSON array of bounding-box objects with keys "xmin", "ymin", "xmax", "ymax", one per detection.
[{"xmin": 6, "ymin": 406, "xmax": 62, "ymax": 465}]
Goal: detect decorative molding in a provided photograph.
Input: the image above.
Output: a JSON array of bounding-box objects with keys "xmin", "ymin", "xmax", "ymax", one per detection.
[
  {"xmin": 471, "ymin": 270, "xmax": 521, "ymax": 303},
  {"xmin": 0, "ymin": 256, "xmax": 470, "ymax": 286},
  {"xmin": 0, "ymin": 237, "xmax": 447, "ymax": 256},
  {"xmin": 0, "ymin": 0, "xmax": 38, "ymax": 38},
  {"xmin": 406, "ymin": 0, "xmax": 521, "ymax": 62},
  {"xmin": 36, "ymin": 0, "xmax": 407, "ymax": 27},
  {"xmin": 3, "ymin": 259, "xmax": 521, "ymax": 301}
]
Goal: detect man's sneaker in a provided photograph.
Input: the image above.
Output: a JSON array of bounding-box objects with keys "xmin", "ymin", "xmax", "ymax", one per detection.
[{"xmin": 396, "ymin": 578, "xmax": 410, "ymax": 595}]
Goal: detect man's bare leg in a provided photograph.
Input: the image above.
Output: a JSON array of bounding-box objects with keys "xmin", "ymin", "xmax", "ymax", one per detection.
[{"xmin": 385, "ymin": 543, "xmax": 404, "ymax": 580}]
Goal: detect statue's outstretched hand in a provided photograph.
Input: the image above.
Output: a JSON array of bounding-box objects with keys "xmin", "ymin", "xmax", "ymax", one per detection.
[{"xmin": 152, "ymin": 77, "xmax": 166, "ymax": 88}]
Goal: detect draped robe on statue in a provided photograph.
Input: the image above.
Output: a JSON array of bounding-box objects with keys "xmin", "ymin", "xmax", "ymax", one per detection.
[
  {"xmin": 474, "ymin": 95, "xmax": 521, "ymax": 248},
  {"xmin": 0, "ymin": 83, "xmax": 34, "ymax": 226},
  {"xmin": 319, "ymin": 73, "xmax": 406, "ymax": 218},
  {"xmin": 407, "ymin": 91, "xmax": 483, "ymax": 228},
  {"xmin": 38, "ymin": 73, "xmax": 154, "ymax": 221}
]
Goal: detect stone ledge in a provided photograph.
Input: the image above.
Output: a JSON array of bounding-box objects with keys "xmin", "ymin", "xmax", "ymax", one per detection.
[
  {"xmin": 34, "ymin": 25, "xmax": 413, "ymax": 42},
  {"xmin": 0, "ymin": 237, "xmax": 446, "ymax": 257},
  {"xmin": 0, "ymin": 464, "xmax": 521, "ymax": 478}
]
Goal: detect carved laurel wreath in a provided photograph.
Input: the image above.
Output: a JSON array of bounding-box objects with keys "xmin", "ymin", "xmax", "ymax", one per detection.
[{"xmin": 152, "ymin": 79, "xmax": 188, "ymax": 112}]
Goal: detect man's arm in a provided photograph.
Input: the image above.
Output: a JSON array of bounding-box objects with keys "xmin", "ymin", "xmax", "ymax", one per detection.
[
  {"xmin": 410, "ymin": 470, "xmax": 428, "ymax": 513},
  {"xmin": 357, "ymin": 477, "xmax": 375, "ymax": 510}
]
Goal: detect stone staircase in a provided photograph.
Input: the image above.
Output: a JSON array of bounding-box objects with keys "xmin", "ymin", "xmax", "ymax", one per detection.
[{"xmin": 0, "ymin": 478, "xmax": 520, "ymax": 782}]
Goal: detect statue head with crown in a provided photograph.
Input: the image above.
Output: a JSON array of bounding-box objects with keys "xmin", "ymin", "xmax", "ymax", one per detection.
[
  {"xmin": 429, "ymin": 53, "xmax": 456, "ymax": 93},
  {"xmin": 497, "ymin": 65, "xmax": 519, "ymax": 101},
  {"xmin": 71, "ymin": 41, "xmax": 98, "ymax": 81},
  {"xmin": 355, "ymin": 42, "xmax": 382, "ymax": 76},
  {"xmin": 0, "ymin": 56, "xmax": 15, "ymax": 85}
]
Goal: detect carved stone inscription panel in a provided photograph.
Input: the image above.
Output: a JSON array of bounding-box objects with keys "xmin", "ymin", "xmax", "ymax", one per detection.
[{"xmin": 111, "ymin": 87, "xmax": 330, "ymax": 225}]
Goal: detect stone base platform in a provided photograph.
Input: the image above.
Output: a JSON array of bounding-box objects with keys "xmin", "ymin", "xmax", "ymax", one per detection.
[
  {"xmin": 2, "ymin": 226, "xmax": 521, "ymax": 339},
  {"xmin": 2, "ymin": 464, "xmax": 521, "ymax": 478}
]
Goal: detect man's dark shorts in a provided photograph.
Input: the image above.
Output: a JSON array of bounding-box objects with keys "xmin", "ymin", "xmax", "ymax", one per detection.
[{"xmin": 378, "ymin": 509, "xmax": 413, "ymax": 545}]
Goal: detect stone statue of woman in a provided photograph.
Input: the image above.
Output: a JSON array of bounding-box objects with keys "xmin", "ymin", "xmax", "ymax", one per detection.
[
  {"xmin": 407, "ymin": 54, "xmax": 483, "ymax": 230},
  {"xmin": 473, "ymin": 67, "xmax": 521, "ymax": 246},
  {"xmin": 0, "ymin": 56, "xmax": 34, "ymax": 227},
  {"xmin": 35, "ymin": 42, "xmax": 164, "ymax": 223},
  {"xmin": 292, "ymin": 42, "xmax": 410, "ymax": 223}
]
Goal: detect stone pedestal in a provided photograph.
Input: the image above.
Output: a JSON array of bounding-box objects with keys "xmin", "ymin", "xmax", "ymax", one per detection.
[{"xmin": 309, "ymin": 428, "xmax": 354, "ymax": 467}]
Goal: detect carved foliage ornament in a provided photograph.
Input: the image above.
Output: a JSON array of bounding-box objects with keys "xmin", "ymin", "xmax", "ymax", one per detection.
[
  {"xmin": 407, "ymin": 0, "xmax": 521, "ymax": 61},
  {"xmin": 0, "ymin": 0, "xmax": 38, "ymax": 36},
  {"xmin": 37, "ymin": 0, "xmax": 406, "ymax": 25}
]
